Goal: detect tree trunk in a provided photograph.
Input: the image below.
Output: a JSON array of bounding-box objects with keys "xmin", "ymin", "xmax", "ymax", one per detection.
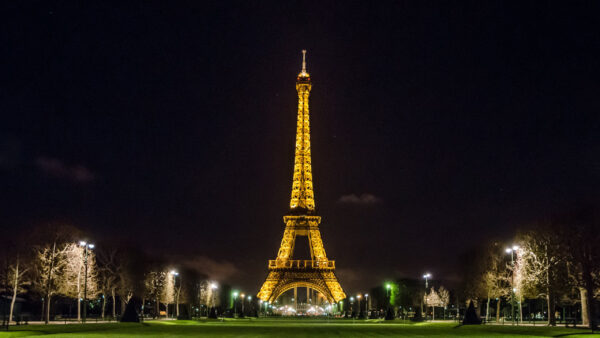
[
  {"xmin": 111, "ymin": 288, "xmax": 116, "ymax": 318},
  {"xmin": 44, "ymin": 242, "xmax": 57, "ymax": 324},
  {"xmin": 456, "ymin": 295, "xmax": 460, "ymax": 319},
  {"xmin": 45, "ymin": 295, "xmax": 52, "ymax": 324},
  {"xmin": 155, "ymin": 297, "xmax": 159, "ymax": 319},
  {"xmin": 545, "ymin": 249, "xmax": 556, "ymax": 326},
  {"xmin": 496, "ymin": 298, "xmax": 502, "ymax": 322},
  {"xmin": 580, "ymin": 287, "xmax": 589, "ymax": 327},
  {"xmin": 120, "ymin": 298, "xmax": 126, "ymax": 315},
  {"xmin": 432, "ymin": 306, "xmax": 435, "ymax": 320},
  {"xmin": 77, "ymin": 265, "xmax": 81, "ymax": 321},
  {"xmin": 77, "ymin": 298, "xmax": 81, "ymax": 322},
  {"xmin": 486, "ymin": 292, "xmax": 490, "ymax": 321},
  {"xmin": 176, "ymin": 286, "xmax": 181, "ymax": 317},
  {"xmin": 9, "ymin": 259, "xmax": 19, "ymax": 324},
  {"xmin": 101, "ymin": 294, "xmax": 106, "ymax": 319},
  {"xmin": 519, "ymin": 296, "xmax": 523, "ymax": 323},
  {"xmin": 584, "ymin": 278, "xmax": 597, "ymax": 330},
  {"xmin": 547, "ymin": 292, "xmax": 556, "ymax": 326}
]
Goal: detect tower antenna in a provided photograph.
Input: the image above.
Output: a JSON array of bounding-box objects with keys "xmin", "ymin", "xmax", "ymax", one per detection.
[{"xmin": 302, "ymin": 50, "xmax": 307, "ymax": 73}]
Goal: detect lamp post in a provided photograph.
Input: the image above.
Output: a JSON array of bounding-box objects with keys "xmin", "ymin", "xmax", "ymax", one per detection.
[
  {"xmin": 385, "ymin": 283, "xmax": 391, "ymax": 306},
  {"xmin": 232, "ymin": 292, "xmax": 238, "ymax": 317},
  {"xmin": 210, "ymin": 282, "xmax": 218, "ymax": 317},
  {"xmin": 423, "ymin": 273, "xmax": 431, "ymax": 289},
  {"xmin": 365, "ymin": 294, "xmax": 369, "ymax": 314},
  {"xmin": 166, "ymin": 270, "xmax": 179, "ymax": 318},
  {"xmin": 356, "ymin": 294, "xmax": 362, "ymax": 317},
  {"xmin": 505, "ymin": 245, "xmax": 519, "ymax": 325},
  {"xmin": 240, "ymin": 293, "xmax": 245, "ymax": 316},
  {"xmin": 79, "ymin": 241, "xmax": 94, "ymax": 323},
  {"xmin": 423, "ymin": 273, "xmax": 431, "ymax": 320}
]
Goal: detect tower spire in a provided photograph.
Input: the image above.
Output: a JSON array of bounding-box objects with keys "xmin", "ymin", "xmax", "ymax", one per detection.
[
  {"xmin": 290, "ymin": 50, "xmax": 314, "ymax": 212},
  {"xmin": 298, "ymin": 50, "xmax": 309, "ymax": 78},
  {"xmin": 302, "ymin": 49, "xmax": 307, "ymax": 73}
]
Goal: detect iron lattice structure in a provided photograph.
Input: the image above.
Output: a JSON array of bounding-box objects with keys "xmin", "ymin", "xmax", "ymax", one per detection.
[{"xmin": 257, "ymin": 51, "xmax": 346, "ymax": 304}]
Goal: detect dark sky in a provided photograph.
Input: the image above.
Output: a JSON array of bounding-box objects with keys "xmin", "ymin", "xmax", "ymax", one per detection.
[{"xmin": 2, "ymin": 1, "xmax": 599, "ymax": 294}]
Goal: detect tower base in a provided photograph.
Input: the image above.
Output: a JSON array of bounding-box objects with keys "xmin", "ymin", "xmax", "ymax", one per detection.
[{"xmin": 258, "ymin": 269, "xmax": 345, "ymax": 303}]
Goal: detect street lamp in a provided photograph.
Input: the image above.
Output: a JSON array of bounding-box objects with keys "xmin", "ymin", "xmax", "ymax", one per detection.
[
  {"xmin": 385, "ymin": 283, "xmax": 391, "ymax": 304},
  {"xmin": 505, "ymin": 245, "xmax": 519, "ymax": 325},
  {"xmin": 169, "ymin": 271, "xmax": 179, "ymax": 318},
  {"xmin": 364, "ymin": 294, "xmax": 369, "ymax": 314},
  {"xmin": 356, "ymin": 294, "xmax": 362, "ymax": 317},
  {"xmin": 232, "ymin": 291, "xmax": 238, "ymax": 316},
  {"xmin": 423, "ymin": 273, "xmax": 431, "ymax": 289},
  {"xmin": 79, "ymin": 241, "xmax": 94, "ymax": 323},
  {"xmin": 423, "ymin": 273, "xmax": 431, "ymax": 320},
  {"xmin": 209, "ymin": 282, "xmax": 218, "ymax": 314},
  {"xmin": 240, "ymin": 293, "xmax": 246, "ymax": 316}
]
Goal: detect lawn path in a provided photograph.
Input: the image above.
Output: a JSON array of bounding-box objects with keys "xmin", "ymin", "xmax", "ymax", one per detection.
[{"xmin": 0, "ymin": 319, "xmax": 598, "ymax": 337}]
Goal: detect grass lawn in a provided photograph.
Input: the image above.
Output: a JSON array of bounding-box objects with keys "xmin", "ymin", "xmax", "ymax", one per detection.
[{"xmin": 1, "ymin": 318, "xmax": 598, "ymax": 337}]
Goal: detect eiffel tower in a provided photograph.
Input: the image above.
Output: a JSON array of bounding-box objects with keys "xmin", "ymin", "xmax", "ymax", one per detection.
[{"xmin": 257, "ymin": 50, "xmax": 346, "ymax": 305}]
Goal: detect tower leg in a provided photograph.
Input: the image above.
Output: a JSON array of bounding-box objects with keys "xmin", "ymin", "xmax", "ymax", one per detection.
[{"xmin": 294, "ymin": 287, "xmax": 298, "ymax": 310}]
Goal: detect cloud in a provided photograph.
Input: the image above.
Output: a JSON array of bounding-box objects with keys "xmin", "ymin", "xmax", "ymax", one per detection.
[
  {"xmin": 35, "ymin": 156, "xmax": 95, "ymax": 183},
  {"xmin": 180, "ymin": 256, "xmax": 240, "ymax": 282},
  {"xmin": 338, "ymin": 193, "xmax": 382, "ymax": 205}
]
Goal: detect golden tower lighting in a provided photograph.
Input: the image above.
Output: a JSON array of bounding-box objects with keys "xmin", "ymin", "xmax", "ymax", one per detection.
[{"xmin": 257, "ymin": 50, "xmax": 346, "ymax": 304}]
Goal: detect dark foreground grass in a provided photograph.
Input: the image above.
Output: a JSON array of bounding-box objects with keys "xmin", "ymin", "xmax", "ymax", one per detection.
[{"xmin": 1, "ymin": 318, "xmax": 598, "ymax": 338}]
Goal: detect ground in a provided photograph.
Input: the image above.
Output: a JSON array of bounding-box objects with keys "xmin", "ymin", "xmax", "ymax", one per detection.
[{"xmin": 1, "ymin": 319, "xmax": 598, "ymax": 337}]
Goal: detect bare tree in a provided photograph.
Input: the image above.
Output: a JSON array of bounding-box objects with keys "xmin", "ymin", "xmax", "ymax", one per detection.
[
  {"xmin": 96, "ymin": 247, "xmax": 120, "ymax": 319},
  {"xmin": 30, "ymin": 224, "xmax": 82, "ymax": 324},
  {"xmin": 114, "ymin": 246, "xmax": 148, "ymax": 317},
  {"xmin": 516, "ymin": 225, "xmax": 567, "ymax": 326},
  {"xmin": 424, "ymin": 287, "xmax": 440, "ymax": 320},
  {"xmin": 439, "ymin": 286, "xmax": 450, "ymax": 317},
  {"xmin": 424, "ymin": 286, "xmax": 450, "ymax": 320},
  {"xmin": 480, "ymin": 245, "xmax": 511, "ymax": 322},
  {"xmin": 8, "ymin": 254, "xmax": 29, "ymax": 323},
  {"xmin": 32, "ymin": 241, "xmax": 69, "ymax": 323},
  {"xmin": 62, "ymin": 243, "xmax": 99, "ymax": 321},
  {"xmin": 162, "ymin": 271, "xmax": 175, "ymax": 318},
  {"xmin": 559, "ymin": 210, "xmax": 600, "ymax": 330},
  {"xmin": 144, "ymin": 271, "xmax": 166, "ymax": 318},
  {"xmin": 0, "ymin": 243, "xmax": 31, "ymax": 325}
]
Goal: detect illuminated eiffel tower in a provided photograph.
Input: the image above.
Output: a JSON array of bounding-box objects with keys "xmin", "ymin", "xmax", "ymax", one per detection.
[{"xmin": 257, "ymin": 51, "xmax": 346, "ymax": 305}]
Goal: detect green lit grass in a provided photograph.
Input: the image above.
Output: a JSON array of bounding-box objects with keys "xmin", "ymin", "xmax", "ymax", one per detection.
[{"xmin": 1, "ymin": 318, "xmax": 598, "ymax": 337}]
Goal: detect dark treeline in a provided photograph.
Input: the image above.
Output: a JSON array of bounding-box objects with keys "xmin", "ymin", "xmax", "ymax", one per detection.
[
  {"xmin": 459, "ymin": 208, "xmax": 599, "ymax": 329},
  {"xmin": 1, "ymin": 208, "xmax": 598, "ymax": 329},
  {"xmin": 0, "ymin": 223, "xmax": 233, "ymax": 324},
  {"xmin": 361, "ymin": 208, "xmax": 599, "ymax": 329}
]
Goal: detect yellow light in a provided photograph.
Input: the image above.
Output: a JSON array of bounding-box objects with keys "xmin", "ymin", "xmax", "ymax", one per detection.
[{"xmin": 257, "ymin": 51, "xmax": 346, "ymax": 304}]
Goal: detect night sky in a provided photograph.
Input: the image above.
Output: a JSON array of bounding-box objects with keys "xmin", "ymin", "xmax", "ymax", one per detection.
[{"xmin": 2, "ymin": 1, "xmax": 599, "ymax": 293}]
